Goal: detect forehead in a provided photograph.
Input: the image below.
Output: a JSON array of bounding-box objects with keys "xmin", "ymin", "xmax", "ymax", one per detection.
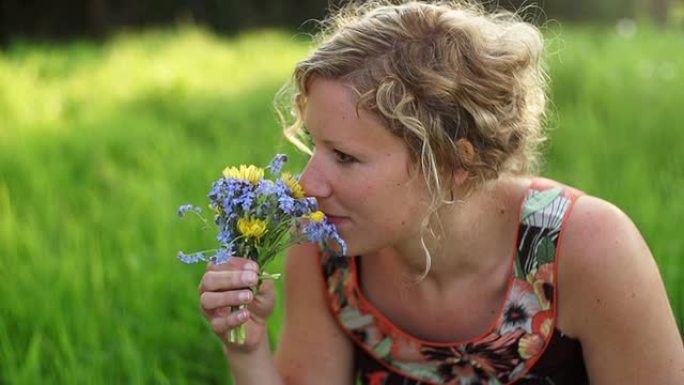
[{"xmin": 302, "ymin": 77, "xmax": 399, "ymax": 149}]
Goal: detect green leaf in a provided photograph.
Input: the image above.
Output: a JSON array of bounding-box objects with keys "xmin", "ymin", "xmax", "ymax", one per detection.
[{"xmin": 522, "ymin": 187, "xmax": 563, "ymax": 221}]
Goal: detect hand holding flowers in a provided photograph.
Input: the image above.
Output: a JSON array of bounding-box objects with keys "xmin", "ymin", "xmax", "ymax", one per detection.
[
  {"xmin": 178, "ymin": 154, "xmax": 346, "ymax": 344},
  {"xmin": 198, "ymin": 257, "xmax": 275, "ymax": 352}
]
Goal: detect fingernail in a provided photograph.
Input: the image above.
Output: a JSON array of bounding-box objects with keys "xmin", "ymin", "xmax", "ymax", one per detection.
[
  {"xmin": 238, "ymin": 291, "xmax": 251, "ymax": 302},
  {"xmin": 242, "ymin": 272, "xmax": 257, "ymax": 285},
  {"xmin": 245, "ymin": 262, "xmax": 259, "ymax": 272},
  {"xmin": 237, "ymin": 311, "xmax": 248, "ymax": 321}
]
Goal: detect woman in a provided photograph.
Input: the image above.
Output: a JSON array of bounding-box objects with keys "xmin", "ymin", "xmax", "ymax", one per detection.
[{"xmin": 197, "ymin": 1, "xmax": 684, "ymax": 384}]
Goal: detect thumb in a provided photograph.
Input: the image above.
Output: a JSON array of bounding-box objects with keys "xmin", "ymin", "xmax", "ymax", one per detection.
[{"xmin": 249, "ymin": 279, "xmax": 276, "ymax": 321}]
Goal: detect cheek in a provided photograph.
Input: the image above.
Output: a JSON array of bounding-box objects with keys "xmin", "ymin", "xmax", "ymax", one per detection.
[
  {"xmin": 371, "ymin": 187, "xmax": 424, "ymax": 230},
  {"xmin": 351, "ymin": 180, "xmax": 386, "ymax": 207}
]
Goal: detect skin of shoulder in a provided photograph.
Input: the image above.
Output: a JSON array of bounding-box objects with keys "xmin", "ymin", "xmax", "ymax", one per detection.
[
  {"xmin": 557, "ymin": 194, "xmax": 684, "ymax": 384},
  {"xmin": 274, "ymin": 242, "xmax": 354, "ymax": 385}
]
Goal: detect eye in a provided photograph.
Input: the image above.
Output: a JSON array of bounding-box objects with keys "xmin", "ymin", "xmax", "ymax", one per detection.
[{"xmin": 334, "ymin": 149, "xmax": 356, "ymax": 164}]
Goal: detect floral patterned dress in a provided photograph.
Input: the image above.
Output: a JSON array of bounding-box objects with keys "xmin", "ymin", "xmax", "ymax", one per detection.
[{"xmin": 318, "ymin": 178, "xmax": 589, "ymax": 385}]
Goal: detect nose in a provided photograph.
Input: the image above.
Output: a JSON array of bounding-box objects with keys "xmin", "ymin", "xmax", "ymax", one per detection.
[{"xmin": 299, "ymin": 153, "xmax": 332, "ymax": 198}]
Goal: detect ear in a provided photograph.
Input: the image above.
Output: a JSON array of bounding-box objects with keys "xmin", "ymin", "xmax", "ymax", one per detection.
[
  {"xmin": 453, "ymin": 139, "xmax": 475, "ymax": 185},
  {"xmin": 295, "ymin": 93, "xmax": 306, "ymax": 114}
]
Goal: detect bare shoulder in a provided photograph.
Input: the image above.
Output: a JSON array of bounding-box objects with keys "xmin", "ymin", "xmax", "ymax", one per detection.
[
  {"xmin": 557, "ymin": 195, "xmax": 684, "ymax": 384},
  {"xmin": 558, "ymin": 195, "xmax": 654, "ymax": 298},
  {"xmin": 274, "ymin": 242, "xmax": 354, "ymax": 385}
]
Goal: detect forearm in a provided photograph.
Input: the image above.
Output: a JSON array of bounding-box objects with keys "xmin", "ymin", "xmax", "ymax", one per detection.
[{"xmin": 224, "ymin": 337, "xmax": 285, "ymax": 385}]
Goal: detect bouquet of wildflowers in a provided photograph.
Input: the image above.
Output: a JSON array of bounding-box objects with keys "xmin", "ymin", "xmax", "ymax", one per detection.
[{"xmin": 177, "ymin": 154, "xmax": 346, "ymax": 343}]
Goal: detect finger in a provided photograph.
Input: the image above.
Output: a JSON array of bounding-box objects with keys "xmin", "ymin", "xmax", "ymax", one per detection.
[
  {"xmin": 200, "ymin": 290, "xmax": 253, "ymax": 311},
  {"xmin": 210, "ymin": 309, "xmax": 250, "ymax": 335},
  {"xmin": 199, "ymin": 270, "xmax": 259, "ymax": 293},
  {"xmin": 208, "ymin": 257, "xmax": 259, "ymax": 272},
  {"xmin": 200, "ymin": 305, "xmax": 229, "ymax": 321}
]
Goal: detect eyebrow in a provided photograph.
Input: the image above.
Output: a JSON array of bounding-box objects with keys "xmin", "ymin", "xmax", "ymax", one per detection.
[{"xmin": 303, "ymin": 127, "xmax": 345, "ymax": 148}]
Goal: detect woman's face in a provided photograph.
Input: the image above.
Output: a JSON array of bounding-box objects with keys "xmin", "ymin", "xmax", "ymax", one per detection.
[{"xmin": 299, "ymin": 77, "xmax": 431, "ymax": 256}]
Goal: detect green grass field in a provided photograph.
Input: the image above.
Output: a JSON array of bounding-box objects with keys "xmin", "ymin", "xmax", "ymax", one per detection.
[{"xmin": 0, "ymin": 25, "xmax": 682, "ymax": 384}]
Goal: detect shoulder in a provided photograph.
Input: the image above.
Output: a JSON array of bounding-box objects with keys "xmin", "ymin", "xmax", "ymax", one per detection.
[
  {"xmin": 557, "ymin": 194, "xmax": 658, "ymax": 333},
  {"xmin": 556, "ymin": 194, "xmax": 684, "ymax": 383},
  {"xmin": 559, "ymin": 194, "xmax": 651, "ymax": 277}
]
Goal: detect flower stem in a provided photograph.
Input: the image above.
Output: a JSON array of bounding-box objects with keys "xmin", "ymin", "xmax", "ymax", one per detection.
[
  {"xmin": 259, "ymin": 272, "xmax": 281, "ymax": 280},
  {"xmin": 228, "ymin": 304, "xmax": 247, "ymax": 344},
  {"xmin": 228, "ymin": 273, "xmax": 280, "ymax": 344}
]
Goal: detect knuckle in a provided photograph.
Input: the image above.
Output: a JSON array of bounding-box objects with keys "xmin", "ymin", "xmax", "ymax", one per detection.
[
  {"xmin": 209, "ymin": 259, "xmax": 235, "ymax": 271},
  {"xmin": 210, "ymin": 316, "xmax": 227, "ymax": 333},
  {"xmin": 210, "ymin": 311, "xmax": 246, "ymax": 334},
  {"xmin": 201, "ymin": 290, "xmax": 249, "ymax": 310},
  {"xmin": 214, "ymin": 292, "xmax": 234, "ymax": 309},
  {"xmin": 199, "ymin": 273, "xmax": 215, "ymax": 291},
  {"xmin": 207, "ymin": 272, "xmax": 225, "ymax": 290},
  {"xmin": 223, "ymin": 291, "xmax": 243, "ymax": 307},
  {"xmin": 199, "ymin": 292, "xmax": 214, "ymax": 309},
  {"xmin": 202, "ymin": 272, "xmax": 226, "ymax": 291},
  {"xmin": 208, "ymin": 261, "xmax": 222, "ymax": 271}
]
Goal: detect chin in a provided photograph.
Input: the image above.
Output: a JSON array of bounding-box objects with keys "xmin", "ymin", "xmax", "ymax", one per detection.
[
  {"xmin": 338, "ymin": 242, "xmax": 376, "ymax": 258},
  {"xmin": 331, "ymin": 231, "xmax": 383, "ymax": 257}
]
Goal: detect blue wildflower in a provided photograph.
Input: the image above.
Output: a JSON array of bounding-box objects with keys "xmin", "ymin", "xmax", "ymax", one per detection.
[
  {"xmin": 208, "ymin": 180, "xmax": 223, "ymax": 202},
  {"xmin": 304, "ymin": 197, "xmax": 319, "ymax": 212},
  {"xmin": 256, "ymin": 179, "xmax": 276, "ymax": 196},
  {"xmin": 267, "ymin": 154, "xmax": 288, "ymax": 175},
  {"xmin": 273, "ymin": 178, "xmax": 289, "ymax": 195},
  {"xmin": 328, "ymin": 229, "xmax": 348, "ymax": 256},
  {"xmin": 177, "ymin": 204, "xmax": 202, "ymax": 217},
  {"xmin": 239, "ymin": 189, "xmax": 256, "ymax": 211},
  {"xmin": 211, "ymin": 247, "xmax": 232, "ymax": 264},
  {"xmin": 278, "ymin": 194, "xmax": 296, "ymax": 215},
  {"xmin": 217, "ymin": 223, "xmax": 234, "ymax": 244},
  {"xmin": 292, "ymin": 199, "xmax": 312, "ymax": 217},
  {"xmin": 178, "ymin": 250, "xmax": 207, "ymax": 264},
  {"xmin": 302, "ymin": 220, "xmax": 348, "ymax": 256},
  {"xmin": 273, "ymin": 179, "xmax": 297, "ymax": 215}
]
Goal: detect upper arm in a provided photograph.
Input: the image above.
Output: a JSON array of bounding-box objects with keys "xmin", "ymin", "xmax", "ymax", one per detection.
[
  {"xmin": 558, "ymin": 196, "xmax": 684, "ymax": 384},
  {"xmin": 274, "ymin": 242, "xmax": 354, "ymax": 385}
]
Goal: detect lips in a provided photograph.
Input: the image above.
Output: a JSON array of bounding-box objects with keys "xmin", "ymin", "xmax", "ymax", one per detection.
[{"xmin": 325, "ymin": 214, "xmax": 347, "ymax": 225}]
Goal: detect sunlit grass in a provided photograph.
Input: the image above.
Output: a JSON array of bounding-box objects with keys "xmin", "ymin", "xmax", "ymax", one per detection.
[
  {"xmin": 0, "ymin": 27, "xmax": 309, "ymax": 138},
  {"xmin": 0, "ymin": 24, "xmax": 681, "ymax": 384}
]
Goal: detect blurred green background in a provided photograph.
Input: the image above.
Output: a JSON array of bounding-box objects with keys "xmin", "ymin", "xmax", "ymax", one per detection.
[{"xmin": 1, "ymin": 0, "xmax": 683, "ymax": 384}]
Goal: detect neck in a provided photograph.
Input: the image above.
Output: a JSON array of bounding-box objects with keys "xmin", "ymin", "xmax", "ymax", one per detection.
[{"xmin": 385, "ymin": 177, "xmax": 530, "ymax": 289}]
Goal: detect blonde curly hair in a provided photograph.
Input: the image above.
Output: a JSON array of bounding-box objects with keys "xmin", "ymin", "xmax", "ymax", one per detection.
[{"xmin": 276, "ymin": 0, "xmax": 548, "ymax": 274}]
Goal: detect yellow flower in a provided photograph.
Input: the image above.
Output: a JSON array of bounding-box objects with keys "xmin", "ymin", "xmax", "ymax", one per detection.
[
  {"xmin": 307, "ymin": 210, "xmax": 325, "ymax": 223},
  {"xmin": 222, "ymin": 165, "xmax": 264, "ymax": 184},
  {"xmin": 281, "ymin": 172, "xmax": 305, "ymax": 199},
  {"xmin": 237, "ymin": 217, "xmax": 268, "ymax": 239}
]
